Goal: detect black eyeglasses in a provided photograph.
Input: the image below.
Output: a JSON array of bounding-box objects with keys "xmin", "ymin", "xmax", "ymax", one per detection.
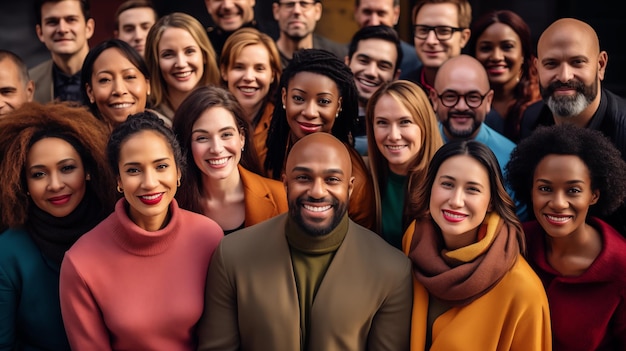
[
  {"xmin": 414, "ymin": 25, "xmax": 464, "ymax": 41},
  {"xmin": 436, "ymin": 91, "xmax": 489, "ymax": 108},
  {"xmin": 278, "ymin": 1, "xmax": 316, "ymax": 10}
]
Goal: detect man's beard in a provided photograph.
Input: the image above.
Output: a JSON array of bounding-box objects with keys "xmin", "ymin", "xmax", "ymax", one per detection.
[
  {"xmin": 441, "ymin": 111, "xmax": 481, "ymax": 139},
  {"xmin": 540, "ymin": 78, "xmax": 597, "ymax": 118},
  {"xmin": 289, "ymin": 196, "xmax": 347, "ymax": 236}
]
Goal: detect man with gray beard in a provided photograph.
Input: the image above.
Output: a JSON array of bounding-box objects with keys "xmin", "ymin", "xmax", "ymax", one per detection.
[
  {"xmin": 520, "ymin": 18, "xmax": 626, "ymax": 158},
  {"xmin": 519, "ymin": 18, "xmax": 626, "ymax": 234}
]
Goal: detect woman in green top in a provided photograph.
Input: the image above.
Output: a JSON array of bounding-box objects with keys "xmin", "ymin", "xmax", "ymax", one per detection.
[{"xmin": 366, "ymin": 80, "xmax": 443, "ymax": 248}]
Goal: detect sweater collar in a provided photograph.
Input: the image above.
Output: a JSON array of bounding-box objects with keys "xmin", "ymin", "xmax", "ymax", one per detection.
[
  {"xmin": 285, "ymin": 213, "xmax": 348, "ymax": 254},
  {"xmin": 111, "ymin": 198, "xmax": 181, "ymax": 256}
]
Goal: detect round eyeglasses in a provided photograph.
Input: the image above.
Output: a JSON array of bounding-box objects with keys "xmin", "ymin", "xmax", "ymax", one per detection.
[{"xmin": 436, "ymin": 91, "xmax": 489, "ymax": 108}]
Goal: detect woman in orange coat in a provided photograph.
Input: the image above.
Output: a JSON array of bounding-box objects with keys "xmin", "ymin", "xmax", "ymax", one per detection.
[{"xmin": 173, "ymin": 86, "xmax": 287, "ymax": 234}]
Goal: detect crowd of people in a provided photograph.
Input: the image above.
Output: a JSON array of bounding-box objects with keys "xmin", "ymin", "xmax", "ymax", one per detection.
[{"xmin": 0, "ymin": 0, "xmax": 625, "ymax": 350}]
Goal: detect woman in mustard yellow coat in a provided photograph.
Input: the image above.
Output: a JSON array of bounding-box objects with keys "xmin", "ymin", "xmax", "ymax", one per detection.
[
  {"xmin": 403, "ymin": 140, "xmax": 551, "ymax": 351},
  {"xmin": 173, "ymin": 86, "xmax": 287, "ymax": 234}
]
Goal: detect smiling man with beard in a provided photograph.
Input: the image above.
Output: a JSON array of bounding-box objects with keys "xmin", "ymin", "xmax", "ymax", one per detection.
[
  {"xmin": 346, "ymin": 25, "xmax": 402, "ymax": 155},
  {"xmin": 431, "ymin": 54, "xmax": 527, "ymax": 220},
  {"xmin": 196, "ymin": 132, "xmax": 412, "ymax": 351},
  {"xmin": 520, "ymin": 18, "xmax": 626, "ymax": 159},
  {"xmin": 520, "ymin": 17, "xmax": 626, "ymax": 234}
]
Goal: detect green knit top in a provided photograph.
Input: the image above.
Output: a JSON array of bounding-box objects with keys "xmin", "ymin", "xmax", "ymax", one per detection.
[
  {"xmin": 382, "ymin": 171, "xmax": 407, "ymax": 249},
  {"xmin": 285, "ymin": 214, "xmax": 348, "ymax": 349}
]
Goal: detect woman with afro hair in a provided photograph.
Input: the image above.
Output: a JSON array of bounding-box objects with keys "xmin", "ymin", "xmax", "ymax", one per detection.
[
  {"xmin": 506, "ymin": 124, "xmax": 626, "ymax": 351},
  {"xmin": 0, "ymin": 102, "xmax": 117, "ymax": 350}
]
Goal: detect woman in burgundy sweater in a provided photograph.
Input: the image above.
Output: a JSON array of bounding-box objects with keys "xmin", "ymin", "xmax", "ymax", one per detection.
[{"xmin": 507, "ymin": 124, "xmax": 626, "ymax": 351}]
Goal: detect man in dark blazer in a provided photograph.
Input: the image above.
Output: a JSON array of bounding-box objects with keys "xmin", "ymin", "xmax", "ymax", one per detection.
[
  {"xmin": 29, "ymin": 0, "xmax": 94, "ymax": 104},
  {"xmin": 197, "ymin": 132, "xmax": 412, "ymax": 351}
]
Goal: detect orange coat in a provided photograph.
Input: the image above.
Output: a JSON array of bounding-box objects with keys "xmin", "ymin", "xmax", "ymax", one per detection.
[
  {"xmin": 253, "ymin": 102, "xmax": 274, "ymax": 167},
  {"xmin": 240, "ymin": 165, "xmax": 288, "ymax": 227},
  {"xmin": 346, "ymin": 146, "xmax": 376, "ymax": 231}
]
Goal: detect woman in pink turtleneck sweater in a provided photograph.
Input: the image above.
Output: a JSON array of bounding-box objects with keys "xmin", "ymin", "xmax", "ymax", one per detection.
[{"xmin": 60, "ymin": 112, "xmax": 223, "ymax": 351}]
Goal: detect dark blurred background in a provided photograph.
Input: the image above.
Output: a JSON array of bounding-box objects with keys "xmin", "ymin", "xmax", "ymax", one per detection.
[{"xmin": 2, "ymin": 0, "xmax": 623, "ymax": 97}]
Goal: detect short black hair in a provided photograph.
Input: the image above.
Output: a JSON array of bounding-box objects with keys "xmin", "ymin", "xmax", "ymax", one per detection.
[
  {"xmin": 347, "ymin": 25, "xmax": 403, "ymax": 72},
  {"xmin": 506, "ymin": 124, "xmax": 626, "ymax": 216},
  {"xmin": 35, "ymin": 0, "xmax": 91, "ymax": 25},
  {"xmin": 81, "ymin": 39, "xmax": 150, "ymax": 122}
]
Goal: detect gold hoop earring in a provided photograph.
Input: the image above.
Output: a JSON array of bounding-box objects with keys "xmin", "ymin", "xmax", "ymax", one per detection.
[{"xmin": 116, "ymin": 185, "xmax": 123, "ymax": 193}]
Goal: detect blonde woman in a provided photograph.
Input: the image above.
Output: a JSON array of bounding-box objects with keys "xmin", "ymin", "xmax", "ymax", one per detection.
[{"xmin": 144, "ymin": 12, "xmax": 220, "ymax": 121}]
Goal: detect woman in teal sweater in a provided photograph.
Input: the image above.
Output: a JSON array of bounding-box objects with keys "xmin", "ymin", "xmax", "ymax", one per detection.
[
  {"xmin": 366, "ymin": 80, "xmax": 443, "ymax": 248},
  {"xmin": 0, "ymin": 102, "xmax": 117, "ymax": 350}
]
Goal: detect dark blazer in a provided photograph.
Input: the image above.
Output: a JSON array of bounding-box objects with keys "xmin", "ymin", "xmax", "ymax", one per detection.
[
  {"xmin": 197, "ymin": 213, "xmax": 413, "ymax": 351},
  {"xmin": 28, "ymin": 59, "xmax": 54, "ymax": 104}
]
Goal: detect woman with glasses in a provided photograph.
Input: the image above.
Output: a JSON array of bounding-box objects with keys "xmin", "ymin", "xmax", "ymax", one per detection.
[
  {"xmin": 468, "ymin": 10, "xmax": 540, "ymax": 142},
  {"xmin": 404, "ymin": 0, "xmax": 472, "ymax": 96}
]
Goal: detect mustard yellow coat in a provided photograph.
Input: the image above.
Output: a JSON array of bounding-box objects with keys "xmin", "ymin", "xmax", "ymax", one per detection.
[{"xmin": 403, "ymin": 220, "xmax": 552, "ymax": 351}]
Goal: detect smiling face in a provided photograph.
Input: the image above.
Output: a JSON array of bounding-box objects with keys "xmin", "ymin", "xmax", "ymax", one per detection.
[
  {"xmin": 222, "ymin": 44, "xmax": 273, "ymax": 119},
  {"xmin": 532, "ymin": 154, "xmax": 598, "ymax": 240},
  {"xmin": 373, "ymin": 94, "xmax": 422, "ymax": 175},
  {"xmin": 429, "ymin": 154, "xmax": 491, "ymax": 250},
  {"xmin": 36, "ymin": 0, "xmax": 94, "ymax": 58},
  {"xmin": 283, "ymin": 134, "xmax": 354, "ymax": 236},
  {"xmin": 86, "ymin": 47, "xmax": 150, "ymax": 126},
  {"xmin": 117, "ymin": 130, "xmax": 180, "ymax": 231},
  {"xmin": 431, "ymin": 56, "xmax": 493, "ymax": 140},
  {"xmin": 474, "ymin": 22, "xmax": 524, "ymax": 90},
  {"xmin": 205, "ymin": 0, "xmax": 256, "ymax": 32},
  {"xmin": 115, "ymin": 7, "xmax": 156, "ymax": 56},
  {"xmin": 536, "ymin": 19, "xmax": 604, "ymax": 119},
  {"xmin": 158, "ymin": 27, "xmax": 205, "ymax": 97},
  {"xmin": 26, "ymin": 137, "xmax": 87, "ymax": 218},
  {"xmin": 347, "ymin": 38, "xmax": 398, "ymax": 104},
  {"xmin": 191, "ymin": 106, "xmax": 245, "ymax": 183},
  {"xmin": 283, "ymin": 71, "xmax": 342, "ymax": 141}
]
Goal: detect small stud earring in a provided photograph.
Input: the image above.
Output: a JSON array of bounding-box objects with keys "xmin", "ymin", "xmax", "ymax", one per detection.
[
  {"xmin": 241, "ymin": 147, "xmax": 244, "ymax": 152},
  {"xmin": 116, "ymin": 185, "xmax": 123, "ymax": 193},
  {"xmin": 282, "ymin": 104, "xmax": 286, "ymax": 110},
  {"xmin": 86, "ymin": 173, "xmax": 91, "ymax": 181}
]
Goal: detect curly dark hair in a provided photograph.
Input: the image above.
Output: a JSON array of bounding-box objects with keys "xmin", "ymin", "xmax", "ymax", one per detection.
[
  {"xmin": 107, "ymin": 111, "xmax": 186, "ymax": 177},
  {"xmin": 506, "ymin": 124, "xmax": 626, "ymax": 217},
  {"xmin": 264, "ymin": 49, "xmax": 358, "ymax": 180},
  {"xmin": 0, "ymin": 102, "xmax": 116, "ymax": 227}
]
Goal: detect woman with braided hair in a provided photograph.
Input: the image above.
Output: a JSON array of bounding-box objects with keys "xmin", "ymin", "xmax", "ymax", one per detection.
[
  {"xmin": 264, "ymin": 48, "xmax": 375, "ymax": 231},
  {"xmin": 0, "ymin": 102, "xmax": 117, "ymax": 350}
]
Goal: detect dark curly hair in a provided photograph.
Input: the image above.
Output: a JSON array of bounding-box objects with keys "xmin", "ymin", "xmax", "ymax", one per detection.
[
  {"xmin": 107, "ymin": 111, "xmax": 185, "ymax": 177},
  {"xmin": 264, "ymin": 49, "xmax": 358, "ymax": 180},
  {"xmin": 506, "ymin": 124, "xmax": 626, "ymax": 217},
  {"xmin": 0, "ymin": 102, "xmax": 116, "ymax": 227}
]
